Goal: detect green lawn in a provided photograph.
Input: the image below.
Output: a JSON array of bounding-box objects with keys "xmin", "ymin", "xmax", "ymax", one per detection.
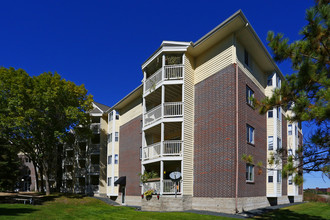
[
  {"xmin": 0, "ymin": 195, "xmax": 329, "ymax": 220},
  {"xmin": 252, "ymin": 202, "xmax": 330, "ymax": 220}
]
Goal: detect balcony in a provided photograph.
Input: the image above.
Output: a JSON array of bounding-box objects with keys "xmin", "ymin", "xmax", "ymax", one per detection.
[
  {"xmin": 143, "ymin": 179, "xmax": 181, "ymax": 195},
  {"xmin": 75, "ymin": 168, "xmax": 86, "ymax": 177},
  {"xmin": 144, "ymin": 102, "xmax": 183, "ymax": 128},
  {"xmin": 62, "ymin": 173, "xmax": 73, "ymax": 180},
  {"xmin": 91, "ymin": 123, "xmax": 100, "ymax": 134},
  {"xmin": 88, "ymin": 165, "xmax": 100, "ymax": 174},
  {"xmin": 144, "ymin": 65, "xmax": 184, "ymax": 95},
  {"xmin": 89, "ymin": 144, "xmax": 100, "ymax": 154},
  {"xmin": 143, "ymin": 140, "xmax": 182, "ymax": 161},
  {"xmin": 64, "ymin": 158, "xmax": 74, "ymax": 166}
]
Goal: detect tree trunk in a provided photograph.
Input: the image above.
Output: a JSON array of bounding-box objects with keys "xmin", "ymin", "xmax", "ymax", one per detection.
[
  {"xmin": 33, "ymin": 162, "xmax": 39, "ymax": 192},
  {"xmin": 39, "ymin": 166, "xmax": 44, "ymax": 193},
  {"xmin": 44, "ymin": 171, "xmax": 50, "ymax": 196}
]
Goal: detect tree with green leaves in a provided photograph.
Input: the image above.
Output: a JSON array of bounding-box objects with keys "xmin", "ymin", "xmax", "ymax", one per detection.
[
  {"xmin": 259, "ymin": 0, "xmax": 329, "ymax": 182},
  {"xmin": 0, "ymin": 67, "xmax": 93, "ymax": 195}
]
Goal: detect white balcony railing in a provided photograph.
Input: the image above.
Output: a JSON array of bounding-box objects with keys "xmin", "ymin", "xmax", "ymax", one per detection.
[
  {"xmin": 88, "ymin": 165, "xmax": 100, "ymax": 174},
  {"xmin": 144, "ymin": 65, "xmax": 184, "ymax": 93},
  {"xmin": 143, "ymin": 140, "xmax": 182, "ymax": 161},
  {"xmin": 144, "ymin": 102, "xmax": 183, "ymax": 127},
  {"xmin": 143, "ymin": 179, "xmax": 181, "ymax": 194},
  {"xmin": 89, "ymin": 144, "xmax": 100, "ymax": 154}
]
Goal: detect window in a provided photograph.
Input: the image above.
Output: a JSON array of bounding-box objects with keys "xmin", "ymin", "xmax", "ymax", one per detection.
[
  {"xmin": 115, "ymin": 132, "xmax": 119, "ymax": 142},
  {"xmin": 116, "ymin": 113, "xmax": 120, "ymax": 120},
  {"xmin": 288, "ymin": 149, "xmax": 293, "ymax": 156},
  {"xmin": 108, "ymin": 155, "xmax": 112, "ymax": 164},
  {"xmin": 288, "ymin": 124, "xmax": 292, "ymax": 135},
  {"xmin": 288, "ymin": 175, "xmax": 293, "ymax": 185},
  {"xmin": 109, "ymin": 112, "xmax": 113, "ymax": 121},
  {"xmin": 246, "ymin": 86, "xmax": 254, "ymax": 107},
  {"xmin": 268, "ymin": 110, "xmax": 273, "ymax": 118},
  {"xmin": 109, "ymin": 133, "xmax": 112, "ymax": 142},
  {"xmin": 268, "ymin": 136, "xmax": 274, "ymax": 150},
  {"xmin": 244, "ymin": 49, "xmax": 249, "ymax": 67},
  {"xmin": 277, "ymin": 170, "xmax": 282, "ymax": 183},
  {"xmin": 276, "ymin": 76, "xmax": 281, "ymax": 88},
  {"xmin": 267, "ymin": 74, "xmax": 273, "ymax": 86},
  {"xmin": 247, "ymin": 124, "xmax": 255, "ymax": 144},
  {"xmin": 277, "ymin": 138, "xmax": 282, "ymax": 149},
  {"xmin": 140, "ymin": 147, "xmax": 142, "ymax": 160},
  {"xmin": 246, "ymin": 164, "xmax": 254, "ymax": 182},
  {"xmin": 268, "ymin": 171, "xmax": 274, "ymax": 183},
  {"xmin": 114, "ymin": 154, "xmax": 118, "ymax": 164},
  {"xmin": 107, "ymin": 177, "xmax": 111, "ymax": 186},
  {"xmin": 277, "ymin": 107, "xmax": 281, "ymax": 120}
]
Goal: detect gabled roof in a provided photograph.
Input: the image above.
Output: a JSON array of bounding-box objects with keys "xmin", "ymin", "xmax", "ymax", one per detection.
[{"xmin": 93, "ymin": 101, "xmax": 111, "ymax": 113}]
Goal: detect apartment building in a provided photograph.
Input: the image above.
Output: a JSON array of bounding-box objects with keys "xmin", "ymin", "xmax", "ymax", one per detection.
[
  {"xmin": 102, "ymin": 10, "xmax": 303, "ymax": 213},
  {"xmin": 62, "ymin": 102, "xmax": 110, "ymax": 195},
  {"xmin": 62, "ymin": 10, "xmax": 303, "ymax": 213}
]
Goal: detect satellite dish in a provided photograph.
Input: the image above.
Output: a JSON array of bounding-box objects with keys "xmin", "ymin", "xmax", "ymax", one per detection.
[{"xmin": 169, "ymin": 171, "xmax": 181, "ymax": 180}]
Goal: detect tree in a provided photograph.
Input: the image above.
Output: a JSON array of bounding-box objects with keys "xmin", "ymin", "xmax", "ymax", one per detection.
[
  {"xmin": 0, "ymin": 139, "xmax": 21, "ymax": 191},
  {"xmin": 0, "ymin": 67, "xmax": 93, "ymax": 195},
  {"xmin": 258, "ymin": 0, "xmax": 330, "ymax": 182}
]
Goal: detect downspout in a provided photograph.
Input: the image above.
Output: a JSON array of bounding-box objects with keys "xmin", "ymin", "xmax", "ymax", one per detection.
[{"xmin": 235, "ymin": 59, "xmax": 239, "ymax": 213}]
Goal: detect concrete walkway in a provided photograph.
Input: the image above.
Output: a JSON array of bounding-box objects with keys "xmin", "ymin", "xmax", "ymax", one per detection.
[{"xmin": 92, "ymin": 196, "xmax": 121, "ymax": 206}]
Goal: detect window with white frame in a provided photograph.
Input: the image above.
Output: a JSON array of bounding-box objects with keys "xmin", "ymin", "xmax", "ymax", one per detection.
[
  {"xmin": 277, "ymin": 170, "xmax": 282, "ymax": 183},
  {"xmin": 108, "ymin": 155, "xmax": 112, "ymax": 164},
  {"xmin": 116, "ymin": 113, "xmax": 120, "ymax": 120},
  {"xmin": 114, "ymin": 154, "xmax": 118, "ymax": 164},
  {"xmin": 109, "ymin": 112, "xmax": 113, "ymax": 121},
  {"xmin": 288, "ymin": 124, "xmax": 292, "ymax": 135},
  {"xmin": 268, "ymin": 110, "xmax": 273, "ymax": 118},
  {"xmin": 107, "ymin": 177, "xmax": 111, "ymax": 186},
  {"xmin": 246, "ymin": 86, "xmax": 254, "ymax": 107},
  {"xmin": 288, "ymin": 175, "xmax": 293, "ymax": 185},
  {"xmin": 246, "ymin": 164, "xmax": 254, "ymax": 182},
  {"xmin": 288, "ymin": 149, "xmax": 293, "ymax": 156},
  {"xmin": 277, "ymin": 138, "xmax": 282, "ymax": 149},
  {"xmin": 267, "ymin": 74, "xmax": 273, "ymax": 86},
  {"xmin": 139, "ymin": 147, "xmax": 142, "ymax": 160},
  {"xmin": 247, "ymin": 124, "xmax": 255, "ymax": 144},
  {"xmin": 295, "ymin": 125, "xmax": 298, "ymax": 136},
  {"xmin": 277, "ymin": 107, "xmax": 281, "ymax": 120},
  {"xmin": 268, "ymin": 136, "xmax": 274, "ymax": 150},
  {"xmin": 115, "ymin": 132, "xmax": 119, "ymax": 142},
  {"xmin": 276, "ymin": 76, "xmax": 281, "ymax": 88},
  {"xmin": 268, "ymin": 170, "xmax": 274, "ymax": 183}
]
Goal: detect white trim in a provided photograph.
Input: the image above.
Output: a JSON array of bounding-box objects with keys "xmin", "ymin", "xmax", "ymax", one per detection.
[
  {"xmin": 92, "ymin": 103, "xmax": 104, "ymax": 113},
  {"xmin": 142, "ymin": 157, "xmax": 183, "ymax": 165},
  {"xmin": 89, "ymin": 113, "xmax": 102, "ymax": 117},
  {"xmin": 111, "ymin": 110, "xmax": 116, "ymax": 194},
  {"xmin": 143, "ymin": 117, "xmax": 184, "ymax": 131}
]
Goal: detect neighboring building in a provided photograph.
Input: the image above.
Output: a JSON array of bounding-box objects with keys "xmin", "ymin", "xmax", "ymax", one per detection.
[
  {"xmin": 17, "ymin": 153, "xmax": 37, "ymax": 192},
  {"xmin": 61, "ymin": 102, "xmax": 110, "ymax": 195},
  {"xmin": 60, "ymin": 10, "xmax": 303, "ymax": 213}
]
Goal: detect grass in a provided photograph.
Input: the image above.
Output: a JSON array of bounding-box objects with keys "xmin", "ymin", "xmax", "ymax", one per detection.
[
  {"xmin": 0, "ymin": 194, "xmax": 329, "ymax": 220},
  {"xmin": 253, "ymin": 202, "xmax": 330, "ymax": 220},
  {"xmin": 0, "ymin": 195, "xmax": 232, "ymax": 220}
]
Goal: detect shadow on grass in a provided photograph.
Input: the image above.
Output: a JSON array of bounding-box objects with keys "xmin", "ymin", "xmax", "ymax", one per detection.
[
  {"xmin": 0, "ymin": 207, "xmax": 37, "ymax": 216},
  {"xmin": 252, "ymin": 209, "xmax": 327, "ymax": 220}
]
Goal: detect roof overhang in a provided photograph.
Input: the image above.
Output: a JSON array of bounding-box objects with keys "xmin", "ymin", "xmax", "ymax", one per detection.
[{"xmin": 142, "ymin": 41, "xmax": 191, "ymax": 70}]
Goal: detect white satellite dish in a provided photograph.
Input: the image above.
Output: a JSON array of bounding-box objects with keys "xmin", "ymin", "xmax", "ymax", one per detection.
[{"xmin": 169, "ymin": 171, "xmax": 181, "ymax": 180}]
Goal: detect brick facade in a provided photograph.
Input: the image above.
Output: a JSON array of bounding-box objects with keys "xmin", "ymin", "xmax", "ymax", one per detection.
[
  {"xmin": 237, "ymin": 66, "xmax": 267, "ymax": 197},
  {"xmin": 119, "ymin": 115, "xmax": 142, "ymax": 196},
  {"xmin": 194, "ymin": 64, "xmax": 236, "ymax": 197},
  {"xmin": 194, "ymin": 64, "xmax": 267, "ymax": 198}
]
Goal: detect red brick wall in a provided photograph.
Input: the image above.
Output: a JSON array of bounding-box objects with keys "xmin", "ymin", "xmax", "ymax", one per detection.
[
  {"xmin": 237, "ymin": 66, "xmax": 267, "ymax": 197},
  {"xmin": 282, "ymin": 117, "xmax": 287, "ymax": 196},
  {"xmin": 194, "ymin": 64, "xmax": 267, "ymax": 198},
  {"xmin": 119, "ymin": 115, "xmax": 142, "ymax": 196},
  {"xmin": 194, "ymin": 64, "xmax": 236, "ymax": 197}
]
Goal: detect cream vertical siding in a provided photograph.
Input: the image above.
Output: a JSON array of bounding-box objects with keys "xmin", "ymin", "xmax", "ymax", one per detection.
[
  {"xmin": 99, "ymin": 115, "xmax": 108, "ymax": 195},
  {"xmin": 183, "ymin": 54, "xmax": 195, "ymax": 195},
  {"xmin": 236, "ymin": 41, "xmax": 267, "ymax": 89},
  {"xmin": 267, "ymin": 182, "xmax": 274, "ymax": 195},
  {"xmin": 120, "ymin": 100, "xmax": 142, "ymax": 126},
  {"xmin": 194, "ymin": 36, "xmax": 233, "ymax": 84}
]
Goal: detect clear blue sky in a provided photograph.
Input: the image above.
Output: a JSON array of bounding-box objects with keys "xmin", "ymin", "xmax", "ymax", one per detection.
[{"xmin": 0, "ymin": 0, "xmax": 328, "ymax": 189}]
